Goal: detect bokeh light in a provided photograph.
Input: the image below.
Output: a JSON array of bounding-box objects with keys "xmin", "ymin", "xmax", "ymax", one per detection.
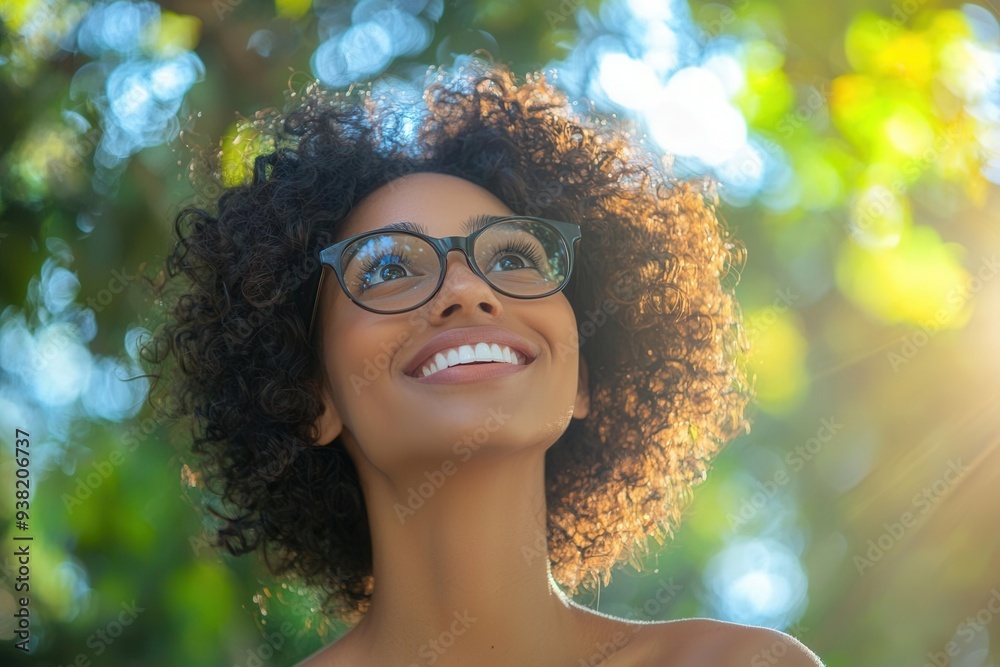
[{"xmin": 3, "ymin": 0, "xmax": 999, "ymax": 664}]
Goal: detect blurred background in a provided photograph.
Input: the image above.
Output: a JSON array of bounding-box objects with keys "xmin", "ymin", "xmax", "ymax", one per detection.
[{"xmin": 2, "ymin": 0, "xmax": 999, "ymax": 665}]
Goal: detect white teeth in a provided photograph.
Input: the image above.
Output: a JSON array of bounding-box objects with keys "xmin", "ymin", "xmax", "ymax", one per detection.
[
  {"xmin": 434, "ymin": 352, "xmax": 448, "ymax": 371},
  {"xmin": 417, "ymin": 343, "xmax": 527, "ymax": 377},
  {"xmin": 474, "ymin": 343, "xmax": 493, "ymax": 361}
]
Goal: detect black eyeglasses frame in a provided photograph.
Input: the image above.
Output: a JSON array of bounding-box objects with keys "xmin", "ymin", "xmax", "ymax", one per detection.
[{"xmin": 305, "ymin": 216, "xmax": 582, "ymax": 339}]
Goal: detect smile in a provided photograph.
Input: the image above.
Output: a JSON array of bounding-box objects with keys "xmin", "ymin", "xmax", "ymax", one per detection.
[{"xmin": 416, "ymin": 343, "xmax": 528, "ymax": 378}]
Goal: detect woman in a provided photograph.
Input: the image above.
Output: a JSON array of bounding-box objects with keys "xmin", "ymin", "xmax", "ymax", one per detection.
[{"xmin": 141, "ymin": 60, "xmax": 824, "ymax": 666}]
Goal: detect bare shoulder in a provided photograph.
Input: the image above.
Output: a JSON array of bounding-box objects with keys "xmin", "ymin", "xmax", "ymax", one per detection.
[{"xmin": 627, "ymin": 618, "xmax": 825, "ymax": 667}]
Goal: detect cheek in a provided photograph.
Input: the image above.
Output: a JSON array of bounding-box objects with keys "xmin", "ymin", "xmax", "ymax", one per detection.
[
  {"xmin": 323, "ymin": 313, "xmax": 421, "ymax": 429},
  {"xmin": 322, "ymin": 311, "xmax": 389, "ymax": 407},
  {"xmin": 337, "ymin": 338, "xmax": 371, "ymax": 374},
  {"xmin": 550, "ymin": 301, "xmax": 583, "ymax": 362}
]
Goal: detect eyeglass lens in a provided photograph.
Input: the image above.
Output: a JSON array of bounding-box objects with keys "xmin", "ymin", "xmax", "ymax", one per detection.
[{"xmin": 340, "ymin": 219, "xmax": 570, "ymax": 312}]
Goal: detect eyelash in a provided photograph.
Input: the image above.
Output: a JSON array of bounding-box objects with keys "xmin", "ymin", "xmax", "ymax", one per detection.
[
  {"xmin": 357, "ymin": 251, "xmax": 411, "ymax": 290},
  {"xmin": 491, "ymin": 239, "xmax": 543, "ymax": 268}
]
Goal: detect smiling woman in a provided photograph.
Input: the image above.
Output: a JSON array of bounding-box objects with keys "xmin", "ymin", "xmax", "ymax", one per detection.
[{"xmin": 138, "ymin": 59, "xmax": 823, "ymax": 665}]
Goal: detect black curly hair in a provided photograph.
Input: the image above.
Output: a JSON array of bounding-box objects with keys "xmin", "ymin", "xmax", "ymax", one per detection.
[{"xmin": 139, "ymin": 59, "xmax": 752, "ymax": 624}]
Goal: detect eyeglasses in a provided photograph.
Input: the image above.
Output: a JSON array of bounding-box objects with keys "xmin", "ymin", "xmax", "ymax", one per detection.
[{"xmin": 306, "ymin": 215, "xmax": 582, "ymax": 339}]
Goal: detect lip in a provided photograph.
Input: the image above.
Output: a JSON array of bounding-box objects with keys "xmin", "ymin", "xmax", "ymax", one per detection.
[
  {"xmin": 402, "ymin": 325, "xmax": 540, "ymax": 378},
  {"xmin": 411, "ymin": 359, "xmax": 531, "ymax": 384}
]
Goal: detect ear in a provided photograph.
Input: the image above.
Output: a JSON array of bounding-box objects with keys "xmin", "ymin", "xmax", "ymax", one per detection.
[
  {"xmin": 312, "ymin": 380, "xmax": 344, "ymax": 445},
  {"xmin": 573, "ymin": 354, "xmax": 590, "ymax": 420}
]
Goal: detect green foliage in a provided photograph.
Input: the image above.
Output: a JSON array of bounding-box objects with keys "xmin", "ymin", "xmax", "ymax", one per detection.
[{"xmin": 1, "ymin": 0, "xmax": 998, "ymax": 664}]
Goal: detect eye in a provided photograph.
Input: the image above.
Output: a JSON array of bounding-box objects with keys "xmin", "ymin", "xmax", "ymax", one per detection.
[
  {"xmin": 357, "ymin": 252, "xmax": 415, "ymax": 291},
  {"xmin": 484, "ymin": 239, "xmax": 544, "ymax": 273}
]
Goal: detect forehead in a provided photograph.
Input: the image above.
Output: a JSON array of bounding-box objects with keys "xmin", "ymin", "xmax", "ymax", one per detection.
[{"xmin": 339, "ymin": 172, "xmax": 514, "ymax": 238}]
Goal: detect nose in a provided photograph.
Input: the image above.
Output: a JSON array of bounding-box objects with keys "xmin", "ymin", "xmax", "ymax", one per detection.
[{"xmin": 425, "ymin": 248, "xmax": 503, "ymax": 318}]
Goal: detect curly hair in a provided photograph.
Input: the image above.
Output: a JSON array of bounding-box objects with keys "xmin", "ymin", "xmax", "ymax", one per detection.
[{"xmin": 139, "ymin": 59, "xmax": 752, "ymax": 624}]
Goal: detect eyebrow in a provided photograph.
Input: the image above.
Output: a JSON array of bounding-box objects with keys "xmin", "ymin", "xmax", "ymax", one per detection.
[{"xmin": 376, "ymin": 213, "xmax": 504, "ymax": 236}]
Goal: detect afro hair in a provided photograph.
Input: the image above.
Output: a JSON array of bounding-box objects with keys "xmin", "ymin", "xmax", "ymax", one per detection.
[{"xmin": 139, "ymin": 59, "xmax": 753, "ymax": 624}]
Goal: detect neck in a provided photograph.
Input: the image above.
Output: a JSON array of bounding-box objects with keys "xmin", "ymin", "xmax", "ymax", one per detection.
[{"xmin": 340, "ymin": 438, "xmax": 606, "ymax": 665}]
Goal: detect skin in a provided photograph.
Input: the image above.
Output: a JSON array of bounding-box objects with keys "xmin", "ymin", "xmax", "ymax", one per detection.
[{"xmin": 298, "ymin": 172, "xmax": 824, "ymax": 667}]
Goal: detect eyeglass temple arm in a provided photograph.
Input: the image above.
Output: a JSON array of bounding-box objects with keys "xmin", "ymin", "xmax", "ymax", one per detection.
[{"xmin": 306, "ymin": 265, "xmax": 326, "ymax": 341}]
